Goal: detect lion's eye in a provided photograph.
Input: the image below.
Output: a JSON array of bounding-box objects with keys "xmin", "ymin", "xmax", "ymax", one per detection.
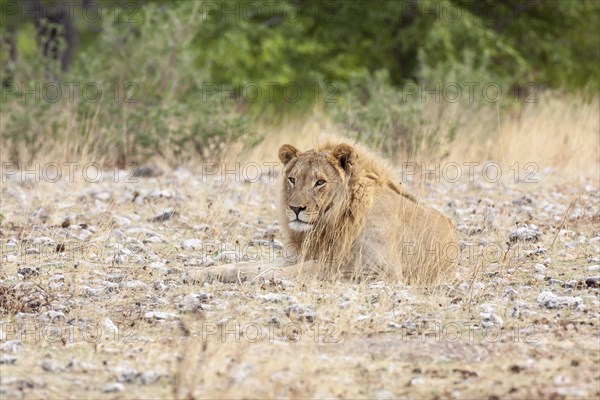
[
  {"xmin": 288, "ymin": 177, "xmax": 296, "ymax": 185},
  {"xmin": 315, "ymin": 179, "xmax": 326, "ymax": 187}
]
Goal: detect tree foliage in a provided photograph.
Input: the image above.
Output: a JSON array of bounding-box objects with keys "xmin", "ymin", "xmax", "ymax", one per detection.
[{"xmin": 194, "ymin": 0, "xmax": 600, "ymax": 93}]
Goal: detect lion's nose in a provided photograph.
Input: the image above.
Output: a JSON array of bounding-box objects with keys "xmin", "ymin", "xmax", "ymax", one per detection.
[{"xmin": 290, "ymin": 205, "xmax": 306, "ymax": 216}]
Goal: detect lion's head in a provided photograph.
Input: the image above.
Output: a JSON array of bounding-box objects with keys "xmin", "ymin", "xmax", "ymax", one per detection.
[{"xmin": 278, "ymin": 143, "xmax": 358, "ymax": 234}]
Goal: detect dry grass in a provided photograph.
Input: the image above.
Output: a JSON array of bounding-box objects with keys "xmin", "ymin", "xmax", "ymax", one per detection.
[
  {"xmin": 0, "ymin": 92, "xmax": 599, "ymax": 399},
  {"xmin": 435, "ymin": 94, "xmax": 600, "ymax": 178}
]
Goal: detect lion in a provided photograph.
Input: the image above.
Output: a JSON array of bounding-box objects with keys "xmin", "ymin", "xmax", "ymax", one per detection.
[{"xmin": 198, "ymin": 138, "xmax": 459, "ymax": 285}]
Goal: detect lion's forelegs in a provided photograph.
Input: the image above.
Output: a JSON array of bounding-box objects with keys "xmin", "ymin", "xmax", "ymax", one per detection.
[{"xmin": 186, "ymin": 259, "xmax": 320, "ymax": 284}]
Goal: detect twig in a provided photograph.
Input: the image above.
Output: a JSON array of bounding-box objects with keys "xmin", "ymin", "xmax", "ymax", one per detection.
[
  {"xmin": 548, "ymin": 199, "xmax": 576, "ymax": 252},
  {"xmin": 466, "ymin": 258, "xmax": 483, "ymax": 314}
]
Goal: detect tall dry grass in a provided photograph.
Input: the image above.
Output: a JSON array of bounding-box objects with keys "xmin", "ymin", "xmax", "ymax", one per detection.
[{"xmin": 1, "ymin": 92, "xmax": 598, "ymax": 179}]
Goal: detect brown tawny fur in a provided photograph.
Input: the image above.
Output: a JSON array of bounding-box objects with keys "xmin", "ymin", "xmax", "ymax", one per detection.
[{"xmin": 278, "ymin": 137, "xmax": 458, "ymax": 284}]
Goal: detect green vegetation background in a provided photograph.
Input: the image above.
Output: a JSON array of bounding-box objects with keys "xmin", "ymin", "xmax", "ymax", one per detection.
[{"xmin": 1, "ymin": 0, "xmax": 598, "ymax": 162}]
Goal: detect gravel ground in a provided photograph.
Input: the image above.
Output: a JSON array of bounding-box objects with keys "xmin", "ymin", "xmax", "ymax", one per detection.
[{"xmin": 0, "ymin": 164, "xmax": 598, "ymax": 399}]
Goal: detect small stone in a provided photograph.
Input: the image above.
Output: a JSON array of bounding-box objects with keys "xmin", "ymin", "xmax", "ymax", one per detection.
[
  {"xmin": 41, "ymin": 356, "xmax": 63, "ymax": 372},
  {"xmin": 101, "ymin": 382, "xmax": 124, "ymax": 393},
  {"xmin": 101, "ymin": 318, "xmax": 119, "ymax": 336},
  {"xmin": 144, "ymin": 311, "xmax": 179, "ymax": 321},
  {"xmin": 584, "ymin": 276, "xmax": 599, "ymax": 288},
  {"xmin": 149, "ymin": 261, "xmax": 168, "ymax": 272},
  {"xmin": 375, "ymin": 390, "xmax": 396, "ymax": 400},
  {"xmin": 532, "ymin": 273, "xmax": 545, "ymax": 281},
  {"xmin": 43, "ymin": 310, "xmax": 66, "ymax": 322},
  {"xmin": 180, "ymin": 294, "xmax": 203, "ymax": 313},
  {"xmin": 341, "ymin": 289, "xmax": 358, "ymax": 302},
  {"xmin": 112, "ymin": 216, "xmax": 131, "ymax": 227},
  {"xmin": 356, "ymin": 313, "xmax": 374, "ymax": 322},
  {"xmin": 587, "ymin": 265, "xmax": 600, "ymax": 272},
  {"xmin": 17, "ymin": 267, "xmax": 40, "ymax": 278},
  {"xmin": 564, "ymin": 280, "xmax": 579, "ymax": 289},
  {"xmin": 181, "ymin": 239, "xmax": 203, "ymax": 250},
  {"xmin": 503, "ymin": 288, "xmax": 518, "ymax": 300},
  {"xmin": 480, "ymin": 312, "xmax": 503, "ymax": 328},
  {"xmin": 388, "ymin": 321, "xmax": 402, "ymax": 329},
  {"xmin": 115, "ymin": 367, "xmax": 140, "ymax": 383},
  {"xmin": 265, "ymin": 316, "xmax": 281, "ymax": 326},
  {"xmin": 537, "ymin": 291, "xmax": 582, "ymax": 308},
  {"xmin": 408, "ymin": 377, "xmax": 424, "ymax": 386},
  {"xmin": 0, "ymin": 341, "xmax": 23, "ymax": 354},
  {"xmin": 140, "ymin": 371, "xmax": 160, "ymax": 385},
  {"xmin": 123, "ymin": 280, "xmax": 148, "ymax": 290},
  {"xmin": 91, "ymin": 191, "xmax": 111, "ymax": 201},
  {"xmin": 509, "ymin": 224, "xmax": 542, "ymax": 243},
  {"xmin": 284, "ymin": 304, "xmax": 316, "ymax": 323},
  {"xmin": 258, "ymin": 293, "xmax": 293, "ymax": 303},
  {"xmin": 152, "ymin": 208, "xmax": 176, "ymax": 222},
  {"xmin": 547, "ymin": 278, "xmax": 564, "ymax": 286},
  {"xmin": 533, "ymin": 264, "xmax": 546, "ymax": 274},
  {"xmin": 0, "ymin": 355, "xmax": 17, "ymax": 365}
]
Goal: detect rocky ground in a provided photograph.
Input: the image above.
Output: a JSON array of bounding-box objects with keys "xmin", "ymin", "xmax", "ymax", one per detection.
[{"xmin": 0, "ymin": 163, "xmax": 598, "ymax": 399}]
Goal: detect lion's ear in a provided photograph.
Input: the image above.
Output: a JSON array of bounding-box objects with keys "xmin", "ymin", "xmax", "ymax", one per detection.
[
  {"xmin": 332, "ymin": 144, "xmax": 356, "ymax": 172},
  {"xmin": 279, "ymin": 144, "xmax": 299, "ymax": 165}
]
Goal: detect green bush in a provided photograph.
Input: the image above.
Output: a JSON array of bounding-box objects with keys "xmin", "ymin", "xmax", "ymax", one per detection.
[{"xmin": 1, "ymin": 2, "xmax": 253, "ymax": 163}]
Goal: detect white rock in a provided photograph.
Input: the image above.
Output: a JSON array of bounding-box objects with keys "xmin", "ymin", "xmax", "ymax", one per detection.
[
  {"xmin": 341, "ymin": 288, "xmax": 358, "ymax": 301},
  {"xmin": 41, "ymin": 357, "xmax": 63, "ymax": 372},
  {"xmin": 533, "ymin": 273, "xmax": 546, "ymax": 281},
  {"xmin": 181, "ymin": 294, "xmax": 202, "ymax": 312},
  {"xmin": 503, "ymin": 287, "xmax": 518, "ymax": 300},
  {"xmin": 537, "ymin": 291, "xmax": 582, "ymax": 309},
  {"xmin": 150, "ymin": 261, "xmax": 168, "ymax": 272},
  {"xmin": 101, "ymin": 318, "xmax": 119, "ymax": 336},
  {"xmin": 144, "ymin": 311, "xmax": 178, "ymax": 321},
  {"xmin": 355, "ymin": 313, "xmax": 375, "ymax": 322},
  {"xmin": 533, "ymin": 264, "xmax": 546, "ymax": 274},
  {"xmin": 114, "ymin": 367, "xmax": 139, "ymax": 383},
  {"xmin": 123, "ymin": 280, "xmax": 148, "ymax": 290},
  {"xmin": 0, "ymin": 341, "xmax": 23, "ymax": 354},
  {"xmin": 408, "ymin": 377, "xmax": 424, "ymax": 386},
  {"xmin": 113, "ymin": 216, "xmax": 131, "ymax": 227},
  {"xmin": 92, "ymin": 191, "xmax": 111, "ymax": 201},
  {"xmin": 480, "ymin": 312, "xmax": 503, "ymax": 328},
  {"xmin": 140, "ymin": 371, "xmax": 160, "ymax": 385},
  {"xmin": 181, "ymin": 239, "xmax": 203, "ymax": 250},
  {"xmin": 101, "ymin": 383, "xmax": 124, "ymax": 393},
  {"xmin": 509, "ymin": 224, "xmax": 542, "ymax": 242},
  {"xmin": 257, "ymin": 293, "xmax": 294, "ymax": 303},
  {"xmin": 32, "ymin": 236, "xmax": 54, "ymax": 245},
  {"xmin": 43, "ymin": 310, "xmax": 66, "ymax": 322},
  {"xmin": 388, "ymin": 321, "xmax": 402, "ymax": 329}
]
